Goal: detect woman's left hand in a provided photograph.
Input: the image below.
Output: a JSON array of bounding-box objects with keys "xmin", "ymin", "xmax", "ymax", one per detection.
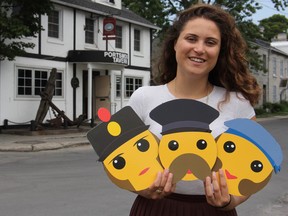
[{"xmin": 204, "ymin": 169, "xmax": 232, "ymax": 209}]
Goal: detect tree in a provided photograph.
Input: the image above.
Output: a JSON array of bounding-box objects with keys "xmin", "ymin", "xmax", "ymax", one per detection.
[
  {"xmin": 259, "ymin": 14, "xmax": 288, "ymax": 41},
  {"xmin": 0, "ymin": 0, "xmax": 53, "ymax": 61},
  {"xmin": 123, "ymin": 0, "xmax": 288, "ymax": 72}
]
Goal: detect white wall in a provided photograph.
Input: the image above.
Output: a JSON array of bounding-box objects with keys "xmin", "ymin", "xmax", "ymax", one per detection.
[
  {"xmin": 0, "ymin": 57, "xmax": 69, "ymax": 125},
  {"xmin": 0, "ymin": 1, "xmax": 153, "ymax": 126}
]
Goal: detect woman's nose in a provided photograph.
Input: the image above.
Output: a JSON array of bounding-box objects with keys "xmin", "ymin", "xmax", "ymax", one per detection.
[{"xmin": 193, "ymin": 42, "xmax": 205, "ymax": 54}]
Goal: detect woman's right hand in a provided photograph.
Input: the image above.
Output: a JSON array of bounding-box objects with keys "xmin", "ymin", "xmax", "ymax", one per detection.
[{"xmin": 136, "ymin": 169, "xmax": 175, "ymax": 199}]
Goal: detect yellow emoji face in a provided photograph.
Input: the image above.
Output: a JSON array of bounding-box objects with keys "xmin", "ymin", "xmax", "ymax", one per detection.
[
  {"xmin": 159, "ymin": 131, "xmax": 217, "ymax": 182},
  {"xmin": 215, "ymin": 133, "xmax": 273, "ymax": 196},
  {"xmin": 103, "ymin": 130, "xmax": 163, "ymax": 191}
]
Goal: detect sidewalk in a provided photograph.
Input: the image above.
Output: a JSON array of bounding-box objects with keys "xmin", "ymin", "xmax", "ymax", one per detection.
[
  {"xmin": 0, "ymin": 126, "xmax": 91, "ymax": 152},
  {"xmin": 0, "ymin": 115, "xmax": 287, "ymax": 152}
]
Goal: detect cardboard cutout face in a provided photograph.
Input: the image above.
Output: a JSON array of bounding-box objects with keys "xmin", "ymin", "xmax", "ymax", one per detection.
[
  {"xmin": 87, "ymin": 106, "xmax": 163, "ymax": 191},
  {"xmin": 215, "ymin": 133, "xmax": 273, "ymax": 196},
  {"xmin": 159, "ymin": 131, "xmax": 217, "ymax": 182},
  {"xmin": 103, "ymin": 130, "xmax": 163, "ymax": 191},
  {"xmin": 214, "ymin": 118, "xmax": 283, "ymax": 196},
  {"xmin": 149, "ymin": 99, "xmax": 220, "ymax": 183}
]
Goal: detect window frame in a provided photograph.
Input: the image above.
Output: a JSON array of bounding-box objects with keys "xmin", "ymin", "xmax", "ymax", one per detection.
[
  {"xmin": 134, "ymin": 29, "xmax": 141, "ymax": 52},
  {"xmin": 47, "ymin": 9, "xmax": 63, "ymax": 41},
  {"xmin": 115, "ymin": 25, "xmax": 123, "ymax": 49},
  {"xmin": 16, "ymin": 67, "xmax": 64, "ymax": 98},
  {"xmin": 116, "ymin": 76, "xmax": 143, "ymax": 98},
  {"xmin": 85, "ymin": 18, "xmax": 95, "ymax": 44}
]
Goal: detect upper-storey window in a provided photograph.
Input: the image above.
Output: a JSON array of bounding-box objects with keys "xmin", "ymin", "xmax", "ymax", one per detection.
[
  {"xmin": 85, "ymin": 18, "xmax": 95, "ymax": 44},
  {"xmin": 116, "ymin": 25, "xmax": 122, "ymax": 49},
  {"xmin": 262, "ymin": 54, "xmax": 267, "ymax": 71},
  {"xmin": 48, "ymin": 10, "xmax": 60, "ymax": 38},
  {"xmin": 134, "ymin": 29, "xmax": 141, "ymax": 52},
  {"xmin": 273, "ymin": 57, "xmax": 277, "ymax": 77},
  {"xmin": 280, "ymin": 60, "xmax": 284, "ymax": 77},
  {"xmin": 108, "ymin": 0, "xmax": 115, "ymax": 3}
]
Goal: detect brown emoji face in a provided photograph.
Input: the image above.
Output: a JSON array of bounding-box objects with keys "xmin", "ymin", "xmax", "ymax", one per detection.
[
  {"xmin": 159, "ymin": 131, "xmax": 217, "ymax": 183},
  {"xmin": 215, "ymin": 133, "xmax": 273, "ymax": 196}
]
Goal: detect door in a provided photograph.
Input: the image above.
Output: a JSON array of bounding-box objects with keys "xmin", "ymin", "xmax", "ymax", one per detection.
[{"xmin": 94, "ymin": 75, "xmax": 111, "ymax": 119}]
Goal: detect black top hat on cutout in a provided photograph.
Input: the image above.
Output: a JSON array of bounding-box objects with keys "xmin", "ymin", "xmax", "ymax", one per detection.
[
  {"xmin": 149, "ymin": 99, "xmax": 219, "ymax": 134},
  {"xmin": 87, "ymin": 106, "xmax": 149, "ymax": 161}
]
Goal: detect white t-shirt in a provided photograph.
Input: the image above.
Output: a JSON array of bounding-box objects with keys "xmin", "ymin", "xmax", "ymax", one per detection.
[{"xmin": 128, "ymin": 84, "xmax": 255, "ymax": 194}]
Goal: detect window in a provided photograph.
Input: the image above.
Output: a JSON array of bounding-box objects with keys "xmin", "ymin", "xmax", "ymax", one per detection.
[
  {"xmin": 34, "ymin": 70, "xmax": 48, "ymax": 95},
  {"xmin": 48, "ymin": 10, "xmax": 60, "ymax": 38},
  {"xmin": 273, "ymin": 57, "xmax": 277, "ymax": 77},
  {"xmin": 17, "ymin": 68, "xmax": 63, "ymax": 97},
  {"xmin": 280, "ymin": 60, "xmax": 284, "ymax": 77},
  {"xmin": 108, "ymin": 0, "xmax": 115, "ymax": 3},
  {"xmin": 116, "ymin": 76, "xmax": 121, "ymax": 97},
  {"xmin": 273, "ymin": 85, "xmax": 277, "ymax": 102},
  {"xmin": 262, "ymin": 54, "xmax": 267, "ymax": 70},
  {"xmin": 116, "ymin": 76, "xmax": 142, "ymax": 98},
  {"xmin": 116, "ymin": 25, "xmax": 122, "ymax": 49},
  {"xmin": 85, "ymin": 18, "xmax": 94, "ymax": 44},
  {"xmin": 134, "ymin": 29, "xmax": 141, "ymax": 52}
]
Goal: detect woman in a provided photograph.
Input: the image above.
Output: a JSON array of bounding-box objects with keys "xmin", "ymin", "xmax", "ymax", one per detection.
[{"xmin": 128, "ymin": 3, "xmax": 261, "ymax": 216}]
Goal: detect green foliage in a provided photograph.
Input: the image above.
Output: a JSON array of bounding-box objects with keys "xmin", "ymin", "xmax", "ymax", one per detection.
[
  {"xmin": 263, "ymin": 102, "xmax": 286, "ymax": 113},
  {"xmin": 259, "ymin": 14, "xmax": 288, "ymax": 41},
  {"xmin": 123, "ymin": 0, "xmax": 288, "ymax": 72},
  {"xmin": 0, "ymin": 0, "xmax": 53, "ymax": 60}
]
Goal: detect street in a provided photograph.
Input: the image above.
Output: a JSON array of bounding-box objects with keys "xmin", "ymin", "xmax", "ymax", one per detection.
[{"xmin": 0, "ymin": 118, "xmax": 287, "ymax": 216}]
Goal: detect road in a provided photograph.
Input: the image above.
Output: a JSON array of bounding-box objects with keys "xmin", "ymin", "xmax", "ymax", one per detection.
[{"xmin": 0, "ymin": 118, "xmax": 287, "ymax": 216}]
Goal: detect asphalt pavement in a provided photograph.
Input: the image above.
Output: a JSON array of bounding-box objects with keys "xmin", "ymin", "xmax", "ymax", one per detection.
[{"xmin": 0, "ymin": 116, "xmax": 286, "ymax": 152}]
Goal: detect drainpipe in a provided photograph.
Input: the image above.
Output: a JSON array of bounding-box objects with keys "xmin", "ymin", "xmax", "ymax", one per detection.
[
  {"xmin": 120, "ymin": 69, "xmax": 124, "ymax": 109},
  {"xmin": 87, "ymin": 64, "xmax": 93, "ymax": 124},
  {"xmin": 267, "ymin": 47, "xmax": 271, "ymax": 103}
]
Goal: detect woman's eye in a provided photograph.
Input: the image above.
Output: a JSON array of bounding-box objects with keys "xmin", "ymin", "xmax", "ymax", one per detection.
[
  {"xmin": 206, "ymin": 40, "xmax": 217, "ymax": 46},
  {"xmin": 186, "ymin": 36, "xmax": 197, "ymax": 42}
]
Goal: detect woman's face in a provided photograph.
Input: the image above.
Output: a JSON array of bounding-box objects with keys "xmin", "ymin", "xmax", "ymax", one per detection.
[{"xmin": 174, "ymin": 17, "xmax": 221, "ymax": 78}]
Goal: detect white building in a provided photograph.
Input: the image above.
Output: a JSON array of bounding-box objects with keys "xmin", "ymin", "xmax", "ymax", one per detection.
[
  {"xmin": 252, "ymin": 40, "xmax": 288, "ymax": 106},
  {"xmin": 0, "ymin": 0, "xmax": 159, "ymax": 128}
]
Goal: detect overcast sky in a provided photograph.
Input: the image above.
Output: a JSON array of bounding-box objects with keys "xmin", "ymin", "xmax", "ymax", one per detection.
[{"xmin": 252, "ymin": 1, "xmax": 288, "ymax": 24}]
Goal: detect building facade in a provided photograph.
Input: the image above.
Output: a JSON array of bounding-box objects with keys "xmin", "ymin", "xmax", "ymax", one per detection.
[
  {"xmin": 252, "ymin": 40, "xmax": 288, "ymax": 106},
  {"xmin": 0, "ymin": 0, "xmax": 158, "ymax": 127}
]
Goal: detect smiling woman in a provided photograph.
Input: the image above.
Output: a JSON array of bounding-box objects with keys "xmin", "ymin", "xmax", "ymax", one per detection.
[{"xmin": 128, "ymin": 3, "xmax": 262, "ymax": 216}]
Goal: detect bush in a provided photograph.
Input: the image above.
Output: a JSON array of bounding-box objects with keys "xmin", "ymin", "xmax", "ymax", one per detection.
[
  {"xmin": 255, "ymin": 108, "xmax": 266, "ymax": 115},
  {"xmin": 262, "ymin": 102, "xmax": 285, "ymax": 113}
]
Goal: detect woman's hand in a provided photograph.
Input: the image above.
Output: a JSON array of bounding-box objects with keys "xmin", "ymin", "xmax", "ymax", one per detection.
[
  {"xmin": 136, "ymin": 169, "xmax": 176, "ymax": 199},
  {"xmin": 204, "ymin": 169, "xmax": 249, "ymax": 210}
]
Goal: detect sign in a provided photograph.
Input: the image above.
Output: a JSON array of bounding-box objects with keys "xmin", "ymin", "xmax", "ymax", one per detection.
[
  {"xmin": 104, "ymin": 51, "xmax": 128, "ymax": 65},
  {"xmin": 103, "ymin": 17, "xmax": 116, "ymax": 36}
]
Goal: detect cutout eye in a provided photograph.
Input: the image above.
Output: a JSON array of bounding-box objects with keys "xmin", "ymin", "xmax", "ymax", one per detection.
[
  {"xmin": 136, "ymin": 139, "xmax": 149, "ymax": 152},
  {"xmin": 197, "ymin": 139, "xmax": 207, "ymax": 150},
  {"xmin": 112, "ymin": 156, "xmax": 126, "ymax": 170},
  {"xmin": 168, "ymin": 140, "xmax": 179, "ymax": 151},
  {"xmin": 251, "ymin": 160, "xmax": 263, "ymax": 173},
  {"xmin": 223, "ymin": 141, "xmax": 236, "ymax": 153}
]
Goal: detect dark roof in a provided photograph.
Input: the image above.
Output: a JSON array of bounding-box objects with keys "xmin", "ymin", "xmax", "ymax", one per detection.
[
  {"xmin": 53, "ymin": 0, "xmax": 159, "ymax": 29},
  {"xmin": 254, "ymin": 39, "xmax": 288, "ymax": 56}
]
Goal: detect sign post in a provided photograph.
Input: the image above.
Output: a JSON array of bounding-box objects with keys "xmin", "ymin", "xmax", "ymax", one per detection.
[{"xmin": 103, "ymin": 17, "xmax": 116, "ymax": 50}]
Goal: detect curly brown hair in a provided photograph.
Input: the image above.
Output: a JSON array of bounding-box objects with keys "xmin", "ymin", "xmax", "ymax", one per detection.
[{"xmin": 154, "ymin": 4, "xmax": 261, "ymax": 106}]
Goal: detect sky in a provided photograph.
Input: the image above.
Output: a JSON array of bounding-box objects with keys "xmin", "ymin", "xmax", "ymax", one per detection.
[{"xmin": 252, "ymin": 0, "xmax": 288, "ymax": 24}]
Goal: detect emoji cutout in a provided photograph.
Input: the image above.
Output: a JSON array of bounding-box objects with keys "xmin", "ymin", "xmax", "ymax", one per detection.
[
  {"xmin": 149, "ymin": 99, "xmax": 219, "ymax": 183},
  {"xmin": 214, "ymin": 118, "xmax": 283, "ymax": 196},
  {"xmin": 87, "ymin": 106, "xmax": 163, "ymax": 191}
]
